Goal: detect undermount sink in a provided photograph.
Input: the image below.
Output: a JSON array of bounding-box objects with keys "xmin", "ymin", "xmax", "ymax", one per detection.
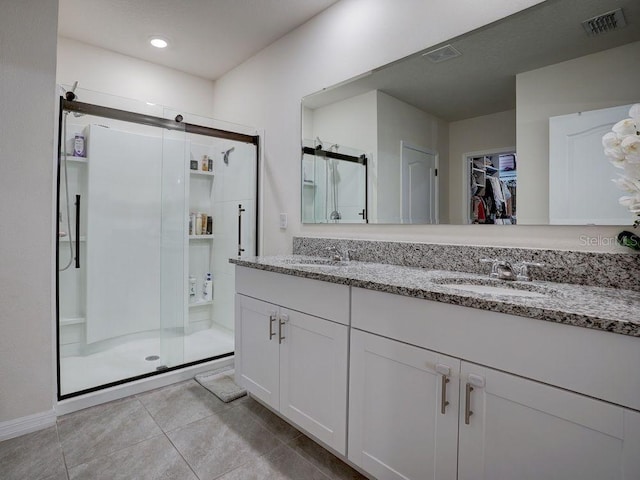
[{"xmin": 435, "ymin": 278, "xmax": 553, "ymax": 298}]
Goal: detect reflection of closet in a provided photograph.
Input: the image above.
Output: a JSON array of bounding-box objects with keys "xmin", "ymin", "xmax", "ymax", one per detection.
[{"xmin": 469, "ymin": 152, "xmax": 517, "ymax": 225}]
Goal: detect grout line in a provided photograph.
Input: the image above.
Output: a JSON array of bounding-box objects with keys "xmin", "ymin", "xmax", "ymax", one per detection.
[
  {"xmin": 162, "ymin": 430, "xmax": 202, "ymax": 480},
  {"xmin": 54, "ymin": 423, "xmax": 71, "ymax": 480}
]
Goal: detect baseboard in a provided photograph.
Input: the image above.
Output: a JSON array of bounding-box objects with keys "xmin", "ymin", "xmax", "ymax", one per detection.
[{"xmin": 0, "ymin": 409, "xmax": 57, "ymax": 441}]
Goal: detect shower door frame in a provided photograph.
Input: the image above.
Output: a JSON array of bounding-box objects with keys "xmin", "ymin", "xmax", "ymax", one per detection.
[{"xmin": 56, "ymin": 97, "xmax": 260, "ymax": 400}]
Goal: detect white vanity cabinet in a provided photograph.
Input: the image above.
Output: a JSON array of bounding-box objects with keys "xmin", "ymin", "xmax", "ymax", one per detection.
[
  {"xmin": 348, "ymin": 329, "xmax": 460, "ymax": 480},
  {"xmin": 458, "ymin": 362, "xmax": 640, "ymax": 480},
  {"xmin": 350, "ymin": 287, "xmax": 640, "ymax": 480},
  {"xmin": 234, "ymin": 266, "xmax": 350, "ymax": 454}
]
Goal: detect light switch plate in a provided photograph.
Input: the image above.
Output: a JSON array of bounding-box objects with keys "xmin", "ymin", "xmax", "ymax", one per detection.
[{"xmin": 279, "ymin": 213, "xmax": 288, "ymax": 229}]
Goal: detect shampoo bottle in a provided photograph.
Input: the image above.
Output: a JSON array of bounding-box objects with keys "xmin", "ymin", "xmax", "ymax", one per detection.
[
  {"xmin": 203, "ymin": 273, "xmax": 213, "ymax": 301},
  {"xmin": 189, "ymin": 275, "xmax": 196, "ymax": 303}
]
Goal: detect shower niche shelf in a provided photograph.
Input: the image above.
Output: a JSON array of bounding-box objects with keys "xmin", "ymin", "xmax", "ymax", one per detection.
[
  {"xmin": 64, "ymin": 155, "xmax": 88, "ymax": 163},
  {"xmin": 60, "ymin": 316, "xmax": 86, "ymax": 326},
  {"xmin": 190, "ymin": 170, "xmax": 214, "ymax": 177},
  {"xmin": 189, "ymin": 234, "xmax": 214, "ymax": 240},
  {"xmin": 189, "ymin": 300, "xmax": 213, "ymax": 308}
]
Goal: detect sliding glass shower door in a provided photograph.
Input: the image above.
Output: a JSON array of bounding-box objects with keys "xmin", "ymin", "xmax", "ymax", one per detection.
[{"xmin": 57, "ymin": 89, "xmax": 258, "ymax": 398}]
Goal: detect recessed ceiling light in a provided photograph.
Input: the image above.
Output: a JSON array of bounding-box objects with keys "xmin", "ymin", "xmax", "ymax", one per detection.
[{"xmin": 150, "ymin": 37, "xmax": 168, "ymax": 49}]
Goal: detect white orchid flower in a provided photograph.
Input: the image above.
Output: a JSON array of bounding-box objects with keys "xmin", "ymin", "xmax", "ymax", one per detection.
[
  {"xmin": 612, "ymin": 173, "xmax": 640, "ymax": 193},
  {"xmin": 612, "ymin": 118, "xmax": 637, "ymax": 136},
  {"xmin": 621, "ymin": 135, "xmax": 640, "ymax": 162},
  {"xmin": 602, "ymin": 131, "xmax": 622, "ymax": 149},
  {"xmin": 623, "ymin": 161, "xmax": 640, "ymax": 179},
  {"xmin": 619, "ymin": 193, "xmax": 640, "ymax": 213}
]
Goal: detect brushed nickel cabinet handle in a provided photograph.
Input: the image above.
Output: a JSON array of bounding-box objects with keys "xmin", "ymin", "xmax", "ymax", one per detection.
[
  {"xmin": 269, "ymin": 314, "xmax": 276, "ymax": 340},
  {"xmin": 278, "ymin": 314, "xmax": 288, "ymax": 344},
  {"xmin": 465, "ymin": 383, "xmax": 474, "ymax": 425},
  {"xmin": 441, "ymin": 375, "xmax": 450, "ymax": 415}
]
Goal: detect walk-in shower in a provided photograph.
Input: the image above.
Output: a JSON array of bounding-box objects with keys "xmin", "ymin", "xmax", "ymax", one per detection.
[{"xmin": 56, "ymin": 87, "xmax": 259, "ymax": 398}]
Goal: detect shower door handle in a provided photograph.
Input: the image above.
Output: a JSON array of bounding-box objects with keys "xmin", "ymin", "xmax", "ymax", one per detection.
[
  {"xmin": 75, "ymin": 194, "xmax": 81, "ymax": 269},
  {"xmin": 237, "ymin": 204, "xmax": 246, "ymax": 256}
]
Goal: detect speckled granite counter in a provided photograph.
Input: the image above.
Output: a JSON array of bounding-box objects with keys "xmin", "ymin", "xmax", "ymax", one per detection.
[{"xmin": 230, "ymin": 255, "xmax": 640, "ymax": 338}]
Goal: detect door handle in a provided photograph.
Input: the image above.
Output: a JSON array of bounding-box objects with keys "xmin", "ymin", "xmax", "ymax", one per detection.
[
  {"xmin": 75, "ymin": 194, "xmax": 81, "ymax": 268},
  {"xmin": 435, "ymin": 363, "xmax": 451, "ymax": 415},
  {"xmin": 464, "ymin": 374, "xmax": 484, "ymax": 425},
  {"xmin": 237, "ymin": 204, "xmax": 246, "ymax": 256},
  {"xmin": 268, "ymin": 313, "xmax": 276, "ymax": 340},
  {"xmin": 278, "ymin": 314, "xmax": 288, "ymax": 344},
  {"xmin": 464, "ymin": 383, "xmax": 474, "ymax": 424}
]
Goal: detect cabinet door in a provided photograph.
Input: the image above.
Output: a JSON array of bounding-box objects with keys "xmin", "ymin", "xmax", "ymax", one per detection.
[
  {"xmin": 279, "ymin": 309, "xmax": 349, "ymax": 454},
  {"xmin": 458, "ymin": 362, "xmax": 640, "ymax": 480},
  {"xmin": 348, "ymin": 330, "xmax": 460, "ymax": 480},
  {"xmin": 235, "ymin": 294, "xmax": 279, "ymax": 409}
]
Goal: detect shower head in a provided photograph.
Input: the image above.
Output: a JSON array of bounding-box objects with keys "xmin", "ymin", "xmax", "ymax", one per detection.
[
  {"xmin": 223, "ymin": 147, "xmax": 235, "ymax": 165},
  {"xmin": 65, "ymin": 81, "xmax": 79, "ymax": 101},
  {"xmin": 315, "ymin": 137, "xmax": 323, "ymax": 150}
]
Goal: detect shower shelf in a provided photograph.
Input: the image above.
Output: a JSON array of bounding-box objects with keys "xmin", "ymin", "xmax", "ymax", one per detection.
[
  {"xmin": 190, "ymin": 170, "xmax": 215, "ymax": 177},
  {"xmin": 64, "ymin": 155, "xmax": 88, "ymax": 163},
  {"xmin": 189, "ymin": 235, "xmax": 214, "ymax": 240},
  {"xmin": 60, "ymin": 236, "xmax": 87, "ymax": 242},
  {"xmin": 188, "ymin": 300, "xmax": 213, "ymax": 308},
  {"xmin": 60, "ymin": 316, "xmax": 85, "ymax": 326}
]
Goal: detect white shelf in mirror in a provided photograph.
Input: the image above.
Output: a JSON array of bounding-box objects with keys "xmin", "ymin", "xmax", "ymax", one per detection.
[
  {"xmin": 189, "ymin": 234, "xmax": 214, "ymax": 240},
  {"xmin": 60, "ymin": 317, "xmax": 86, "ymax": 326},
  {"xmin": 189, "ymin": 300, "xmax": 213, "ymax": 308},
  {"xmin": 59, "ymin": 236, "xmax": 87, "ymax": 242},
  {"xmin": 63, "ymin": 155, "xmax": 88, "ymax": 163},
  {"xmin": 190, "ymin": 170, "xmax": 214, "ymax": 177}
]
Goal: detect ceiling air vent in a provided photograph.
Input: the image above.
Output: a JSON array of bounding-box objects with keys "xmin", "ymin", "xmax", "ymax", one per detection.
[
  {"xmin": 422, "ymin": 44, "xmax": 461, "ymax": 63},
  {"xmin": 582, "ymin": 8, "xmax": 626, "ymax": 36}
]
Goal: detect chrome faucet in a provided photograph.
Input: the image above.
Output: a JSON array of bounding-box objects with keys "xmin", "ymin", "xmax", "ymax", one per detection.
[
  {"xmin": 516, "ymin": 261, "xmax": 546, "ymax": 281},
  {"xmin": 480, "ymin": 258, "xmax": 517, "ymax": 281},
  {"xmin": 481, "ymin": 258, "xmax": 545, "ymax": 281},
  {"xmin": 326, "ymin": 245, "xmax": 350, "ymax": 263}
]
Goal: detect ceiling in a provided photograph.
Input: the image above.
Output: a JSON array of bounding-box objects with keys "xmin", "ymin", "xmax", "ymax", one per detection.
[
  {"xmin": 304, "ymin": 0, "xmax": 640, "ymax": 121},
  {"xmin": 58, "ymin": 0, "xmax": 339, "ymax": 80}
]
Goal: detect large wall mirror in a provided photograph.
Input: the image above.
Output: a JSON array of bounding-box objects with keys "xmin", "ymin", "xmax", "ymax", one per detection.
[{"xmin": 301, "ymin": 0, "xmax": 640, "ymax": 225}]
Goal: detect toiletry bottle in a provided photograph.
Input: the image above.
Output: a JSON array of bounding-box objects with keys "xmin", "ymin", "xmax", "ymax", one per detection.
[
  {"xmin": 202, "ymin": 155, "xmax": 208, "ymax": 172},
  {"xmin": 190, "ymin": 213, "xmax": 196, "ymax": 235},
  {"xmin": 189, "ymin": 276, "xmax": 196, "ymax": 303},
  {"xmin": 208, "ymin": 157, "xmax": 213, "ymax": 172},
  {"xmin": 189, "ymin": 214, "xmax": 193, "ymax": 236},
  {"xmin": 73, "ymin": 133, "xmax": 85, "ymax": 157},
  {"xmin": 196, "ymin": 214, "xmax": 203, "ymax": 236},
  {"xmin": 203, "ymin": 273, "xmax": 212, "ymax": 301},
  {"xmin": 206, "ymin": 216, "xmax": 213, "ymax": 235}
]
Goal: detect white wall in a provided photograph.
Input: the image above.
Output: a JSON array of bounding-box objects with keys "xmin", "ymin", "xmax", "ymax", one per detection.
[
  {"xmin": 376, "ymin": 91, "xmax": 449, "ymax": 223},
  {"xmin": 0, "ymin": 0, "xmax": 58, "ymax": 424},
  {"xmin": 57, "ymin": 37, "xmax": 216, "ymax": 117},
  {"xmin": 448, "ymin": 110, "xmax": 516, "ymax": 224},
  {"xmin": 517, "ymin": 41, "xmax": 640, "ymax": 225},
  {"xmin": 209, "ymin": 0, "xmax": 630, "ymax": 253}
]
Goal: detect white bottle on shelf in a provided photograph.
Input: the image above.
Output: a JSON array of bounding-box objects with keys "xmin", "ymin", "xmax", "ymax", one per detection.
[
  {"xmin": 203, "ymin": 273, "xmax": 213, "ymax": 301},
  {"xmin": 189, "ymin": 275, "xmax": 196, "ymax": 303}
]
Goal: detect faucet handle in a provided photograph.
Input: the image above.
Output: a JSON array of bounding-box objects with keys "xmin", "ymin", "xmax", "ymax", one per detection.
[
  {"xmin": 480, "ymin": 258, "xmax": 499, "ymax": 277},
  {"xmin": 517, "ymin": 261, "xmax": 546, "ymax": 281}
]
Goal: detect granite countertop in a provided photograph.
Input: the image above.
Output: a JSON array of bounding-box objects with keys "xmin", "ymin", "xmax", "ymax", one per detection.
[{"xmin": 230, "ymin": 255, "xmax": 640, "ymax": 338}]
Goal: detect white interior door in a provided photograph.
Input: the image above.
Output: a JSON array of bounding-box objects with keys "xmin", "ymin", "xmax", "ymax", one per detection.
[
  {"xmin": 549, "ymin": 104, "xmax": 632, "ymax": 225},
  {"xmin": 458, "ymin": 361, "xmax": 640, "ymax": 480},
  {"xmin": 279, "ymin": 309, "xmax": 348, "ymax": 454},
  {"xmin": 401, "ymin": 143, "xmax": 438, "ymax": 224},
  {"xmin": 348, "ymin": 330, "xmax": 460, "ymax": 480}
]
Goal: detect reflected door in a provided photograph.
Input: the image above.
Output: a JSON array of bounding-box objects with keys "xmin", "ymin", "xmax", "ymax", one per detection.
[
  {"xmin": 549, "ymin": 104, "xmax": 632, "ymax": 225},
  {"xmin": 401, "ymin": 143, "xmax": 438, "ymax": 224}
]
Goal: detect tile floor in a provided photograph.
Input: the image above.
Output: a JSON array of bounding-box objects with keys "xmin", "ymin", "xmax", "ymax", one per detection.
[{"xmin": 0, "ymin": 379, "xmax": 367, "ymax": 480}]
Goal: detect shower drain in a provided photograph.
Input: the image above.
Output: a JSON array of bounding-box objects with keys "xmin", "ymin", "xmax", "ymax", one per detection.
[{"xmin": 145, "ymin": 355, "xmax": 160, "ymax": 361}]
